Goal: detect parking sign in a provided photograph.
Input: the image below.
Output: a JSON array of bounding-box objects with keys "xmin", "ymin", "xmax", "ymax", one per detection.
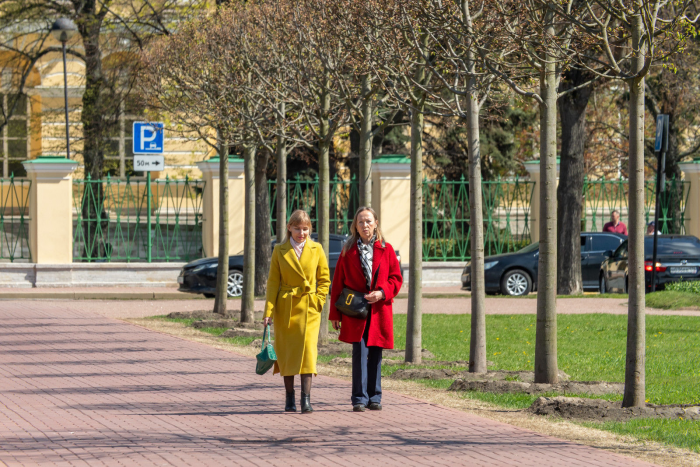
[
  {"xmin": 133, "ymin": 122, "xmax": 164, "ymax": 154},
  {"xmin": 654, "ymin": 114, "xmax": 668, "ymax": 153}
]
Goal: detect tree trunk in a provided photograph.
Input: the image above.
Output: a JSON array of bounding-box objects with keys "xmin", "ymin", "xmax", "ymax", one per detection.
[
  {"xmin": 359, "ymin": 74, "xmax": 373, "ymax": 207},
  {"xmin": 317, "ymin": 85, "xmax": 332, "ymax": 346},
  {"xmin": 534, "ymin": 16, "xmax": 559, "ymax": 384},
  {"xmin": 255, "ymin": 149, "xmax": 271, "ymax": 297},
  {"xmin": 466, "ymin": 60, "xmax": 487, "ymax": 373},
  {"xmin": 213, "ymin": 133, "xmax": 229, "ymax": 315},
  {"xmin": 276, "ymin": 102, "xmax": 287, "ymax": 243},
  {"xmin": 77, "ymin": 6, "xmax": 106, "ymax": 261},
  {"xmin": 557, "ymin": 69, "xmax": 592, "ymax": 295},
  {"xmin": 241, "ymin": 144, "xmax": 256, "ymax": 323},
  {"xmin": 78, "ymin": 6, "xmax": 105, "ymax": 179},
  {"xmin": 405, "ymin": 106, "xmax": 424, "ymax": 364},
  {"xmin": 623, "ymin": 13, "xmax": 646, "ymax": 408}
]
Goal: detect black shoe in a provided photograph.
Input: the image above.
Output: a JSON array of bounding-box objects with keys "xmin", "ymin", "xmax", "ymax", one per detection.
[
  {"xmin": 300, "ymin": 392, "xmax": 313, "ymax": 413},
  {"xmin": 285, "ymin": 390, "xmax": 297, "ymax": 412},
  {"xmin": 368, "ymin": 402, "xmax": 382, "ymax": 411},
  {"xmin": 353, "ymin": 404, "xmax": 366, "ymax": 412}
]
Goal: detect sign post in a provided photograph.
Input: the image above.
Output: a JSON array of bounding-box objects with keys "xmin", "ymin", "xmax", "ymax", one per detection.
[
  {"xmin": 651, "ymin": 114, "xmax": 669, "ymax": 293},
  {"xmin": 133, "ymin": 122, "xmax": 165, "ymax": 263}
]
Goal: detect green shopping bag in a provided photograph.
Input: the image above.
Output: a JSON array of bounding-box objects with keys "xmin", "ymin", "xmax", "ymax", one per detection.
[{"xmin": 255, "ymin": 324, "xmax": 277, "ymax": 375}]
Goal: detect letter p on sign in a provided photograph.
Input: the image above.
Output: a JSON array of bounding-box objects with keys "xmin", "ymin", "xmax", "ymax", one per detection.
[{"xmin": 133, "ymin": 122, "xmax": 164, "ymax": 154}]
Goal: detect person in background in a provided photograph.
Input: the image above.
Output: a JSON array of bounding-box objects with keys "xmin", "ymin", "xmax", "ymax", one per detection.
[
  {"xmin": 603, "ymin": 210, "xmax": 628, "ymax": 235},
  {"xmin": 647, "ymin": 221, "xmax": 662, "ymax": 236},
  {"xmin": 263, "ymin": 210, "xmax": 331, "ymax": 413}
]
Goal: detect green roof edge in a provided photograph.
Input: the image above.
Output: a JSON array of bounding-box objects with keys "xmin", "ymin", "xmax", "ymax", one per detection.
[
  {"xmin": 205, "ymin": 155, "xmax": 244, "ymax": 162},
  {"xmin": 23, "ymin": 156, "xmax": 77, "ymax": 164},
  {"xmin": 373, "ymin": 154, "xmax": 410, "ymax": 164}
]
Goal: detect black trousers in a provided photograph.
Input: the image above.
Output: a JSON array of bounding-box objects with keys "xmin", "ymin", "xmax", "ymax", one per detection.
[{"xmin": 351, "ymin": 312, "xmax": 382, "ymax": 406}]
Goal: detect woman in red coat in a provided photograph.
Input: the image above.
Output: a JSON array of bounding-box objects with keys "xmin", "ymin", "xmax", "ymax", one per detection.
[{"xmin": 329, "ymin": 207, "xmax": 403, "ymax": 412}]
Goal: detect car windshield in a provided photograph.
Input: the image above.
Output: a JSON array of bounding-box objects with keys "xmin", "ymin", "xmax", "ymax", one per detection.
[
  {"xmin": 645, "ymin": 237, "xmax": 700, "ymax": 256},
  {"xmin": 518, "ymin": 242, "xmax": 539, "ymax": 253}
]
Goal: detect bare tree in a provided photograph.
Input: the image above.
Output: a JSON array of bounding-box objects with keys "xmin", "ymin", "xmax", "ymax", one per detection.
[
  {"xmin": 141, "ymin": 12, "xmax": 249, "ymax": 316},
  {"xmin": 259, "ymin": 0, "xmax": 354, "ymax": 344},
  {"xmin": 486, "ymin": 0, "xmax": 589, "ymax": 384},
  {"xmin": 358, "ymin": 0, "xmax": 448, "ymax": 364},
  {"xmin": 567, "ymin": 0, "xmax": 697, "ymax": 407},
  {"xmin": 410, "ymin": 0, "xmax": 501, "ymax": 373}
]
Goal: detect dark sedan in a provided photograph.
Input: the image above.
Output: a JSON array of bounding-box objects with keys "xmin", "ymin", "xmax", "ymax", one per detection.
[
  {"xmin": 178, "ymin": 233, "xmax": 348, "ymax": 298},
  {"xmin": 461, "ymin": 232, "xmax": 626, "ymax": 296},
  {"xmin": 599, "ymin": 235, "xmax": 700, "ymax": 293}
]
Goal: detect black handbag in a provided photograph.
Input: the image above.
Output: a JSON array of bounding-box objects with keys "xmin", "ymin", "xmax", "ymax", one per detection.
[{"xmin": 335, "ymin": 287, "xmax": 370, "ymax": 319}]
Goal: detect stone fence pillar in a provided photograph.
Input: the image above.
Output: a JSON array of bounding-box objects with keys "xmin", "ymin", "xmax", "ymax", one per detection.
[
  {"xmin": 371, "ymin": 155, "xmax": 411, "ymax": 260},
  {"xmin": 22, "ymin": 156, "xmax": 78, "ymax": 263},
  {"xmin": 197, "ymin": 156, "xmax": 245, "ymax": 257},
  {"xmin": 523, "ymin": 159, "xmax": 560, "ymax": 244},
  {"xmin": 679, "ymin": 159, "xmax": 700, "ymax": 239},
  {"xmin": 523, "ymin": 161, "xmax": 541, "ymax": 243}
]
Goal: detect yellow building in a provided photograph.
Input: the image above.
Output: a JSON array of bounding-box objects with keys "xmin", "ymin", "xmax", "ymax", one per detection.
[{"xmin": 0, "ymin": 36, "xmax": 210, "ymax": 180}]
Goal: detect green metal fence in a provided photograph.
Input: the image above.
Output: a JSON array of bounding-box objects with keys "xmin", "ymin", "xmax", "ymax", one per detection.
[
  {"xmin": 422, "ymin": 176, "xmax": 689, "ymax": 262},
  {"xmin": 0, "ymin": 176, "xmax": 31, "ymax": 262},
  {"xmin": 582, "ymin": 177, "xmax": 689, "ymax": 234},
  {"xmin": 72, "ymin": 175, "xmax": 204, "ymax": 262},
  {"xmin": 268, "ymin": 174, "xmax": 359, "ymax": 238},
  {"xmin": 423, "ymin": 176, "xmax": 534, "ymax": 261}
]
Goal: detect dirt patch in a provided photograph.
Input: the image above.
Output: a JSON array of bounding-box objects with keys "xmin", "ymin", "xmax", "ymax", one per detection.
[
  {"xmin": 167, "ymin": 310, "xmax": 264, "ymax": 320},
  {"xmin": 191, "ymin": 319, "xmax": 241, "ymax": 329},
  {"xmin": 220, "ymin": 328, "xmax": 263, "ymax": 338},
  {"xmin": 450, "ymin": 378, "xmax": 622, "ymax": 396},
  {"xmin": 530, "ymin": 396, "xmax": 700, "ymax": 422},
  {"xmin": 391, "ymin": 368, "xmax": 567, "ymax": 382},
  {"xmin": 328, "ymin": 358, "xmax": 480, "ymax": 368}
]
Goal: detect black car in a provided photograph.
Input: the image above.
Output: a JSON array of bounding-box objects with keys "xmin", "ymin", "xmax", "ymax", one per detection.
[
  {"xmin": 600, "ymin": 235, "xmax": 700, "ymax": 293},
  {"xmin": 461, "ymin": 232, "xmax": 626, "ymax": 296},
  {"xmin": 178, "ymin": 233, "xmax": 348, "ymax": 298}
]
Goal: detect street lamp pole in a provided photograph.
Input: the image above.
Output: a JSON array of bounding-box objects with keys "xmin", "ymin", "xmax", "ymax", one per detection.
[
  {"xmin": 50, "ymin": 18, "xmax": 77, "ymax": 160},
  {"xmin": 61, "ymin": 41, "xmax": 70, "ymax": 159}
]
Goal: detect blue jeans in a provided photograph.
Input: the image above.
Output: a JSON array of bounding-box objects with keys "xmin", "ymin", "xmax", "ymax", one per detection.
[{"xmin": 351, "ymin": 314, "xmax": 382, "ymax": 406}]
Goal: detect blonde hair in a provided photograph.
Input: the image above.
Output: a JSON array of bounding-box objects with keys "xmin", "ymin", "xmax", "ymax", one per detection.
[
  {"xmin": 342, "ymin": 206, "xmax": 384, "ymax": 255},
  {"xmin": 284, "ymin": 209, "xmax": 313, "ymax": 242}
]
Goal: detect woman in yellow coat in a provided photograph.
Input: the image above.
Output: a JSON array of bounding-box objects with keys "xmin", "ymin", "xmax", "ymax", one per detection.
[{"xmin": 263, "ymin": 210, "xmax": 330, "ymax": 413}]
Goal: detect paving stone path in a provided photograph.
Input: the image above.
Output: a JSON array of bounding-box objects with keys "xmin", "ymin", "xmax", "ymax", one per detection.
[{"xmin": 0, "ymin": 303, "xmax": 656, "ymax": 466}]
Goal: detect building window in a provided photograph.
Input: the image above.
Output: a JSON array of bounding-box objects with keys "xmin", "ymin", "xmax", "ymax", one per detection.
[
  {"xmin": 1, "ymin": 93, "xmax": 29, "ymax": 178},
  {"xmin": 104, "ymin": 95, "xmax": 146, "ymax": 178}
]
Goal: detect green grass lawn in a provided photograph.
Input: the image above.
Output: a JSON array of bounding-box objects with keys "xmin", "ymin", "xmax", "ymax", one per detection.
[
  {"xmin": 646, "ymin": 291, "xmax": 700, "ymax": 310},
  {"xmin": 150, "ymin": 312, "xmax": 700, "ymax": 452},
  {"xmin": 391, "ymin": 313, "xmax": 700, "ymax": 453}
]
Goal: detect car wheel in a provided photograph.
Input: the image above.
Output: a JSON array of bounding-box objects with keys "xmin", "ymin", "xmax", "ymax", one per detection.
[
  {"xmin": 501, "ymin": 270, "xmax": 531, "ymax": 296},
  {"xmin": 624, "ymin": 275, "xmax": 629, "ymax": 295},
  {"xmin": 203, "ymin": 293, "xmax": 215, "ymax": 299},
  {"xmin": 227, "ymin": 270, "xmax": 244, "ymax": 297},
  {"xmin": 599, "ymin": 274, "xmax": 607, "ymax": 294}
]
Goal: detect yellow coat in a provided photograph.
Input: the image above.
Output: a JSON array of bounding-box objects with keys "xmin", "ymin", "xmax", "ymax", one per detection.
[{"xmin": 264, "ymin": 239, "xmax": 331, "ymax": 376}]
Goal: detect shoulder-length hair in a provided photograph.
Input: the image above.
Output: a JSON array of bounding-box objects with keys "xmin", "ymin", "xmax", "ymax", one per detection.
[
  {"xmin": 342, "ymin": 206, "xmax": 384, "ymax": 255},
  {"xmin": 284, "ymin": 210, "xmax": 313, "ymax": 243}
]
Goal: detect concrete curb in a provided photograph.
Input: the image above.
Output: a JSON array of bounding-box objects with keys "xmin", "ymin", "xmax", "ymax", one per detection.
[
  {"xmin": 1, "ymin": 290, "xmax": 470, "ymax": 300},
  {"xmin": 0, "ymin": 291, "xmax": 207, "ymax": 300}
]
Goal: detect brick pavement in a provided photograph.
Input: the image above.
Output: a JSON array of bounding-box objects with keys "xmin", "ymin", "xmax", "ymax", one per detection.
[{"xmin": 0, "ymin": 303, "xmax": 657, "ymax": 466}]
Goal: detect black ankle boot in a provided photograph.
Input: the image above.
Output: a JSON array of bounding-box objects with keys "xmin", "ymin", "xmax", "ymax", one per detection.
[
  {"xmin": 285, "ymin": 390, "xmax": 297, "ymax": 412},
  {"xmin": 300, "ymin": 391, "xmax": 313, "ymax": 413}
]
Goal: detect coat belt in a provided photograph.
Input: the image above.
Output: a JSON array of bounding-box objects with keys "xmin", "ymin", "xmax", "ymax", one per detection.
[
  {"xmin": 279, "ymin": 281, "xmax": 313, "ymax": 327},
  {"xmin": 280, "ymin": 281, "xmax": 312, "ymax": 297}
]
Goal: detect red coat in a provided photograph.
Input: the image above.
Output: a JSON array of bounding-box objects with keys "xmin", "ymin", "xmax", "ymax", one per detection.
[{"xmin": 328, "ymin": 240, "xmax": 403, "ymax": 348}]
